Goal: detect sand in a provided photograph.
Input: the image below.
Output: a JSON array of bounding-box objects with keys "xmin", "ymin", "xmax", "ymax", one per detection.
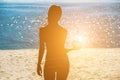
[{"xmin": 0, "ymin": 48, "xmax": 120, "ymax": 80}]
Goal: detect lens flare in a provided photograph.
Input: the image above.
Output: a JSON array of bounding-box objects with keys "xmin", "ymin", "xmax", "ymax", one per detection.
[{"xmin": 72, "ymin": 34, "xmax": 88, "ymax": 48}]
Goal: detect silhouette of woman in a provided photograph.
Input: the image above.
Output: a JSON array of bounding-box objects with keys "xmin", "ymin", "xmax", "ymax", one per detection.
[{"xmin": 37, "ymin": 5, "xmax": 76, "ymax": 80}]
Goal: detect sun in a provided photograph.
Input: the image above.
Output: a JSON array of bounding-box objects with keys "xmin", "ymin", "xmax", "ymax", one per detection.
[
  {"xmin": 72, "ymin": 34, "xmax": 88, "ymax": 48},
  {"xmin": 77, "ymin": 35, "xmax": 86, "ymax": 43}
]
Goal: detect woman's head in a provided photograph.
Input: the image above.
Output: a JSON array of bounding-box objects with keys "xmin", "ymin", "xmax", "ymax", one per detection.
[{"xmin": 48, "ymin": 5, "xmax": 62, "ymax": 24}]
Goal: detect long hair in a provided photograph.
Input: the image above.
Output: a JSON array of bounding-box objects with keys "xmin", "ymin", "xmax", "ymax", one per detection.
[{"xmin": 48, "ymin": 5, "xmax": 62, "ymax": 24}]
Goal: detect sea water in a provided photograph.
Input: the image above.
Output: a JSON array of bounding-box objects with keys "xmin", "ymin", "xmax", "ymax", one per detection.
[{"xmin": 0, "ymin": 2, "xmax": 120, "ymax": 49}]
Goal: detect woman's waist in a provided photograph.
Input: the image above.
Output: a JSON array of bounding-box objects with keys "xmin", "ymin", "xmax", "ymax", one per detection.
[
  {"xmin": 45, "ymin": 57, "xmax": 69, "ymax": 67},
  {"xmin": 45, "ymin": 56, "xmax": 68, "ymax": 61},
  {"xmin": 47, "ymin": 48, "xmax": 66, "ymax": 53}
]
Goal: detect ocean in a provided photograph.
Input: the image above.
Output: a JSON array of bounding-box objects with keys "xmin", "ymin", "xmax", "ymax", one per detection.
[{"xmin": 0, "ymin": 2, "xmax": 120, "ymax": 49}]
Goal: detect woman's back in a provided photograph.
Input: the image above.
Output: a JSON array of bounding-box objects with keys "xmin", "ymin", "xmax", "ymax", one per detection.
[
  {"xmin": 40, "ymin": 24, "xmax": 69, "ymax": 71},
  {"xmin": 40, "ymin": 24, "xmax": 67, "ymax": 59}
]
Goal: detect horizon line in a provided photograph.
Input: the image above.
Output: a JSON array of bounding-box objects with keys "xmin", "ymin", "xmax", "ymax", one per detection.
[{"xmin": 1, "ymin": 1, "xmax": 120, "ymax": 3}]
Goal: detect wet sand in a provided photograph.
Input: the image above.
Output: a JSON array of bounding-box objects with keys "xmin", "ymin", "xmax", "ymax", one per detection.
[{"xmin": 0, "ymin": 48, "xmax": 120, "ymax": 80}]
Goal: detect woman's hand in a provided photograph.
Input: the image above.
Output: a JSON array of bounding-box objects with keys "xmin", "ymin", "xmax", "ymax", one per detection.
[
  {"xmin": 66, "ymin": 41, "xmax": 81, "ymax": 53},
  {"xmin": 72, "ymin": 41, "xmax": 81, "ymax": 50},
  {"xmin": 37, "ymin": 63, "xmax": 42, "ymax": 76}
]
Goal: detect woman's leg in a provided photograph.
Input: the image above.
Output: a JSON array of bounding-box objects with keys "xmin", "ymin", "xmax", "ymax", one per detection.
[
  {"xmin": 56, "ymin": 65, "xmax": 69, "ymax": 80},
  {"xmin": 44, "ymin": 66, "xmax": 55, "ymax": 80}
]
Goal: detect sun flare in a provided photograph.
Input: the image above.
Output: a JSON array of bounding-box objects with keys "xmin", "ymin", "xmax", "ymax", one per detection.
[
  {"xmin": 72, "ymin": 34, "xmax": 88, "ymax": 48},
  {"xmin": 76, "ymin": 35, "xmax": 86, "ymax": 43}
]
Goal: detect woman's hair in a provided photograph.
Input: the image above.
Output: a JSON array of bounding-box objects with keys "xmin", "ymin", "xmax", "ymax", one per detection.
[{"xmin": 48, "ymin": 5, "xmax": 62, "ymax": 24}]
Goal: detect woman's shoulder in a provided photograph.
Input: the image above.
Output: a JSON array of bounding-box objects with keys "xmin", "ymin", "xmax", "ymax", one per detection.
[
  {"xmin": 59, "ymin": 26, "xmax": 67, "ymax": 33},
  {"xmin": 39, "ymin": 25, "xmax": 48, "ymax": 32}
]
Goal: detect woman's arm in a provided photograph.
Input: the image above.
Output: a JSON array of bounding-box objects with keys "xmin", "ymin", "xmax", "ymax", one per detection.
[
  {"xmin": 66, "ymin": 45, "xmax": 81, "ymax": 53},
  {"xmin": 37, "ymin": 28, "xmax": 44, "ymax": 76},
  {"xmin": 38, "ymin": 28, "xmax": 44, "ymax": 64}
]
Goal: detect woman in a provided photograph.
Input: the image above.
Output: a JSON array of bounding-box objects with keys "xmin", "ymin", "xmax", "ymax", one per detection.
[{"xmin": 37, "ymin": 5, "xmax": 76, "ymax": 80}]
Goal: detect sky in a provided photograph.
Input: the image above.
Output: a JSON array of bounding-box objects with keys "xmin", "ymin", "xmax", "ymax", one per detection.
[{"xmin": 1, "ymin": 0, "xmax": 120, "ymax": 3}]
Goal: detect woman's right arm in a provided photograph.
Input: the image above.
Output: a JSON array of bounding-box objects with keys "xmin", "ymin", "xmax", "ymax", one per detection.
[
  {"xmin": 38, "ymin": 28, "xmax": 44, "ymax": 64},
  {"xmin": 37, "ymin": 28, "xmax": 44, "ymax": 76}
]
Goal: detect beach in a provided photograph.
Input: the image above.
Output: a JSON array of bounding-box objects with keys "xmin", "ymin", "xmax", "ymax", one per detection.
[{"xmin": 0, "ymin": 48, "xmax": 120, "ymax": 80}]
